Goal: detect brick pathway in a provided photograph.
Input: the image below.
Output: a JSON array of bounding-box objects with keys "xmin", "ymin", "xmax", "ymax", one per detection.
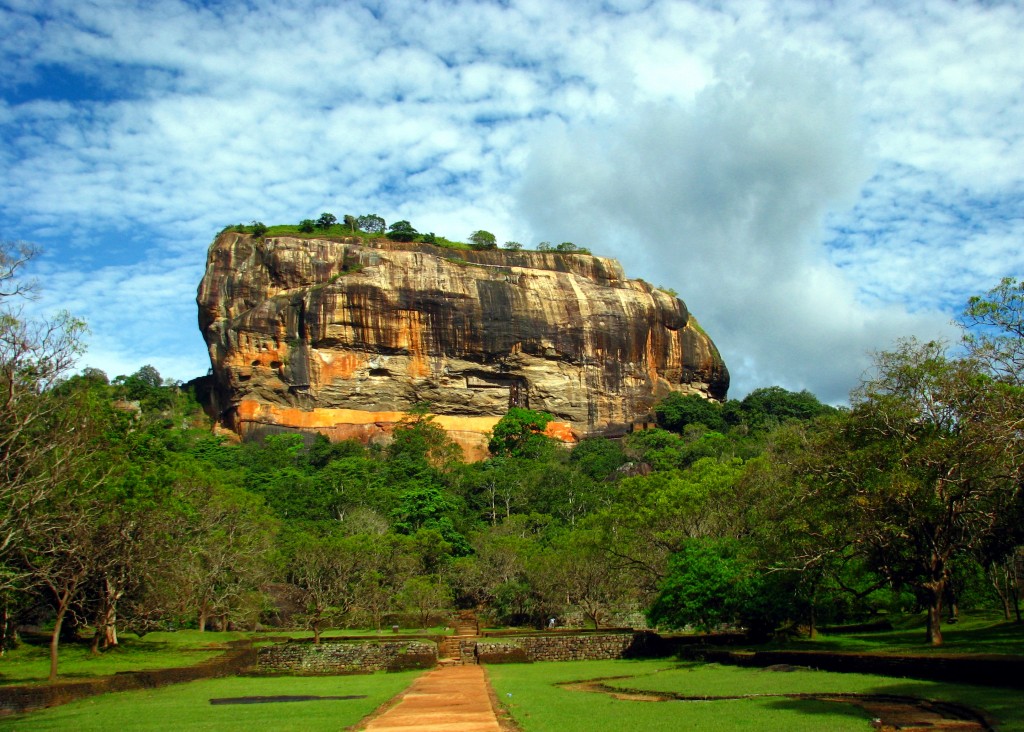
[{"xmin": 359, "ymin": 664, "xmax": 501, "ymax": 731}]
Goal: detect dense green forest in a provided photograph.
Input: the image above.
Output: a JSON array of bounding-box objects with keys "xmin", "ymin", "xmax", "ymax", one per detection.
[{"xmin": 2, "ymin": 240, "xmax": 1023, "ymax": 682}]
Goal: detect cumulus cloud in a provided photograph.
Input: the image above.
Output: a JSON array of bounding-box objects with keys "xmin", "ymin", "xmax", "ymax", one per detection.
[
  {"xmin": 1, "ymin": 0, "xmax": 1022, "ymax": 402},
  {"xmin": 517, "ymin": 41, "xmax": 955, "ymax": 403}
]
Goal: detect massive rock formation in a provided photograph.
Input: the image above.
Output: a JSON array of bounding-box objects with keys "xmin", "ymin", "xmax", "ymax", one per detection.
[{"xmin": 197, "ymin": 233, "xmax": 728, "ymax": 459}]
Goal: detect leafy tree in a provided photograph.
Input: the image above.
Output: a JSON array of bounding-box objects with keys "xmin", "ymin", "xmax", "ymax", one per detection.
[
  {"xmin": 468, "ymin": 230, "xmax": 497, "ymax": 250},
  {"xmin": 171, "ymin": 471, "xmax": 278, "ymax": 632},
  {"xmin": 1, "ymin": 243, "xmax": 89, "ymax": 610},
  {"xmin": 961, "ymin": 276, "xmax": 1024, "ymax": 384},
  {"xmin": 488, "ymin": 408, "xmax": 555, "ymax": 458},
  {"xmin": 250, "ymin": 220, "xmax": 268, "ymax": 238},
  {"xmin": 599, "ymin": 457, "xmax": 747, "ymax": 591},
  {"xmin": 537, "ymin": 241, "xmax": 552, "ymax": 251},
  {"xmin": 83, "ymin": 403, "xmax": 183, "ymax": 650},
  {"xmin": 11, "ymin": 372, "xmax": 148, "ymax": 677},
  {"xmin": 503, "ymin": 241, "xmax": 523, "ymax": 251},
  {"xmin": 315, "ymin": 212, "xmax": 337, "ymax": 230},
  {"xmin": 655, "ymin": 392, "xmax": 726, "ymax": 433},
  {"xmin": 387, "ymin": 220, "xmax": 418, "ymax": 242},
  {"xmin": 298, "ymin": 219, "xmax": 316, "ymax": 233},
  {"xmin": 317, "ymin": 455, "xmax": 388, "ymax": 520},
  {"xmin": 648, "ymin": 539, "xmax": 750, "ymax": 632},
  {"xmin": 622, "ymin": 428, "xmax": 686, "ymax": 471},
  {"xmin": 740, "ymin": 427, "xmax": 883, "ymax": 636},
  {"xmin": 529, "ymin": 462, "xmax": 610, "ymax": 527},
  {"xmin": 290, "ymin": 533, "xmax": 361, "ymax": 643},
  {"xmin": 349, "ymin": 533, "xmax": 413, "ymax": 631},
  {"xmin": 80, "ymin": 367, "xmax": 109, "ymax": 385},
  {"xmin": 555, "ymin": 241, "xmax": 577, "ymax": 252},
  {"xmin": 389, "ymin": 407, "xmax": 464, "ymax": 469},
  {"xmin": 802, "ymin": 339, "xmax": 1024, "ymax": 644},
  {"xmin": 548, "ymin": 529, "xmax": 631, "ymax": 628},
  {"xmin": 568, "ymin": 437, "xmax": 627, "ymax": 481},
  {"xmin": 305, "ymin": 434, "xmax": 365, "ymax": 469},
  {"xmin": 458, "ymin": 456, "xmax": 538, "ymax": 524},
  {"xmin": 739, "ymin": 386, "xmax": 833, "ymax": 432},
  {"xmin": 454, "ymin": 520, "xmax": 546, "ymax": 624},
  {"xmin": 343, "ymin": 214, "xmax": 357, "ymax": 233},
  {"xmin": 112, "ymin": 365, "xmax": 175, "ymax": 412},
  {"xmin": 398, "ymin": 575, "xmax": 452, "ymax": 630},
  {"xmin": 357, "ymin": 214, "xmax": 385, "ymax": 234}
]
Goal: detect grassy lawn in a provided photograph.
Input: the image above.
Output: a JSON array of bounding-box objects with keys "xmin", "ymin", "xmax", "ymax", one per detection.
[
  {"xmin": 783, "ymin": 613, "xmax": 1024, "ymax": 656},
  {"xmin": 0, "ymin": 628, "xmax": 449, "ymax": 685},
  {"xmin": 0, "ymin": 632, "xmax": 246, "ymax": 685},
  {"xmin": 2, "ymin": 670, "xmax": 421, "ymax": 731},
  {"xmin": 487, "ymin": 659, "xmax": 1024, "ymax": 732}
]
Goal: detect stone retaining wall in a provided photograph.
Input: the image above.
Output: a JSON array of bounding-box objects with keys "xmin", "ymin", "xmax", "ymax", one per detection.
[
  {"xmin": 473, "ymin": 631, "xmax": 674, "ymax": 664},
  {"xmin": 255, "ymin": 640, "xmax": 437, "ymax": 675}
]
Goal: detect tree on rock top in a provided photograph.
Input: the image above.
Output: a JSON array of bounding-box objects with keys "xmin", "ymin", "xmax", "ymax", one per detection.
[
  {"xmin": 387, "ymin": 220, "xmax": 418, "ymax": 242},
  {"xmin": 468, "ymin": 230, "xmax": 497, "ymax": 250},
  {"xmin": 357, "ymin": 214, "xmax": 385, "ymax": 234}
]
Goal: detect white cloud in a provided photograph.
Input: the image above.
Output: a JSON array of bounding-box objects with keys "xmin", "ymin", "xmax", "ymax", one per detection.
[
  {"xmin": 517, "ymin": 38, "xmax": 957, "ymax": 403},
  {"xmin": 0, "ymin": 0, "xmax": 1021, "ymax": 402}
]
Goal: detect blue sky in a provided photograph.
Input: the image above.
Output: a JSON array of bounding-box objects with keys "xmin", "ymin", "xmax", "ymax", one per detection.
[{"xmin": 2, "ymin": 0, "xmax": 1022, "ymax": 404}]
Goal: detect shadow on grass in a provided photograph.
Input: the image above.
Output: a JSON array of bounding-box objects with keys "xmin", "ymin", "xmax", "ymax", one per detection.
[
  {"xmin": 562, "ymin": 677, "xmax": 996, "ymax": 730},
  {"xmin": 786, "ymin": 616, "xmax": 1024, "ymax": 655},
  {"xmin": 764, "ymin": 693, "xmax": 992, "ymax": 731}
]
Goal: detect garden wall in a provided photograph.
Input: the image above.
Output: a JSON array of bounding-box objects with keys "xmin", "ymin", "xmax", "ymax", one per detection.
[
  {"xmin": 255, "ymin": 639, "xmax": 437, "ymax": 675},
  {"xmin": 472, "ymin": 631, "xmax": 681, "ymax": 664}
]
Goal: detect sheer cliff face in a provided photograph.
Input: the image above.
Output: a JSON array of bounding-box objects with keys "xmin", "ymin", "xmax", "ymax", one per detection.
[{"xmin": 197, "ymin": 233, "xmax": 729, "ymax": 459}]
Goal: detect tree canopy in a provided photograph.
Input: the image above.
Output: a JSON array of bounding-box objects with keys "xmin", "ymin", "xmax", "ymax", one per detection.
[
  {"xmin": 3, "ymin": 237, "xmax": 1021, "ymax": 654},
  {"xmin": 468, "ymin": 230, "xmax": 497, "ymax": 250}
]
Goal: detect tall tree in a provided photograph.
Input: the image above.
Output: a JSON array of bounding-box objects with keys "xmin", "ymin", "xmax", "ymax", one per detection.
[
  {"xmin": 171, "ymin": 470, "xmax": 278, "ymax": 631},
  {"xmin": 290, "ymin": 533, "xmax": 361, "ymax": 643},
  {"xmin": 809, "ymin": 339, "xmax": 1024, "ymax": 644},
  {"xmin": 961, "ymin": 276, "xmax": 1024, "ymax": 384},
  {"xmin": 0, "ymin": 241, "xmax": 99, "ymax": 678},
  {"xmin": 17, "ymin": 378, "xmax": 121, "ymax": 680}
]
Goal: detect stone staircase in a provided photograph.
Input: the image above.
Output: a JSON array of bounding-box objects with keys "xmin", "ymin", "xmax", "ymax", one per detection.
[{"xmin": 437, "ymin": 610, "xmax": 479, "ymax": 666}]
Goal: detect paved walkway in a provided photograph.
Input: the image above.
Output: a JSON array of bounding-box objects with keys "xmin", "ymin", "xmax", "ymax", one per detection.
[{"xmin": 359, "ymin": 664, "xmax": 502, "ymax": 732}]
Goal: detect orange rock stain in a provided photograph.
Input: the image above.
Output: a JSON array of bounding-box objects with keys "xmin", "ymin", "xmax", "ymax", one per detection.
[
  {"xmin": 400, "ymin": 311, "xmax": 430, "ymax": 378},
  {"xmin": 233, "ymin": 400, "xmax": 576, "ymax": 461},
  {"xmin": 313, "ymin": 351, "xmax": 365, "ymax": 383}
]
